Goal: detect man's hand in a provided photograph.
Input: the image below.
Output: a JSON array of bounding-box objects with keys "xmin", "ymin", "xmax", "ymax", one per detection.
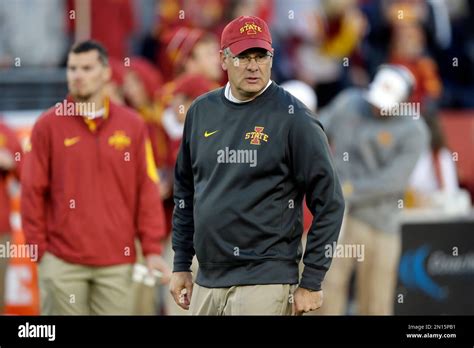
[
  {"xmin": 292, "ymin": 287, "xmax": 323, "ymax": 315},
  {"xmin": 145, "ymin": 254, "xmax": 172, "ymax": 284},
  {"xmin": 169, "ymin": 272, "xmax": 193, "ymax": 310},
  {"xmin": 158, "ymin": 179, "xmax": 172, "ymax": 200}
]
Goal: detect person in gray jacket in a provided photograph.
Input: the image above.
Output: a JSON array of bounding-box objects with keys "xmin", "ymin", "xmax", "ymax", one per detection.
[{"xmin": 318, "ymin": 65, "xmax": 429, "ymax": 315}]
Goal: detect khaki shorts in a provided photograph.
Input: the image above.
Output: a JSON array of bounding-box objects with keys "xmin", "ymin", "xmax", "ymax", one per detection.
[
  {"xmin": 38, "ymin": 252, "xmax": 134, "ymax": 315},
  {"xmin": 190, "ymin": 283, "xmax": 297, "ymax": 315}
]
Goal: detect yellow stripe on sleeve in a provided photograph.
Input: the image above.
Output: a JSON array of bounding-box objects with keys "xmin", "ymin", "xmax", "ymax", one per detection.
[{"xmin": 145, "ymin": 138, "xmax": 159, "ymax": 183}]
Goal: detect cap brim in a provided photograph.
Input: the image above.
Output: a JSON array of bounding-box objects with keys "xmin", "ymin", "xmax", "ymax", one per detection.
[{"xmin": 228, "ymin": 39, "xmax": 273, "ymax": 55}]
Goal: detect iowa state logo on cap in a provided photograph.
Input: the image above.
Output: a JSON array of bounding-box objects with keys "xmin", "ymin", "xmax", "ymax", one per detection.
[{"xmin": 240, "ymin": 22, "xmax": 262, "ymax": 35}]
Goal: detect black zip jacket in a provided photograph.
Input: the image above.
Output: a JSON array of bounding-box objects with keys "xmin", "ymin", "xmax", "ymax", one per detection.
[{"xmin": 172, "ymin": 82, "xmax": 345, "ymax": 291}]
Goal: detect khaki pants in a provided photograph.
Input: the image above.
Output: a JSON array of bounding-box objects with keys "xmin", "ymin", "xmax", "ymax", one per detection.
[
  {"xmin": 320, "ymin": 216, "xmax": 401, "ymax": 315},
  {"xmin": 190, "ymin": 283, "xmax": 296, "ymax": 315},
  {"xmin": 38, "ymin": 252, "xmax": 134, "ymax": 315},
  {"xmin": 0, "ymin": 234, "xmax": 11, "ymax": 314}
]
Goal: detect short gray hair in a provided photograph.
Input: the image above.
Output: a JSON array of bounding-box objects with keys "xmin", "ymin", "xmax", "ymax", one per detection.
[{"xmin": 223, "ymin": 47, "xmax": 233, "ymax": 57}]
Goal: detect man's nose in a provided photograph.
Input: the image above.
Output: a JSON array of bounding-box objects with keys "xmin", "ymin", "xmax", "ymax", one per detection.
[
  {"xmin": 70, "ymin": 70, "xmax": 81, "ymax": 79},
  {"xmin": 246, "ymin": 58, "xmax": 259, "ymax": 71}
]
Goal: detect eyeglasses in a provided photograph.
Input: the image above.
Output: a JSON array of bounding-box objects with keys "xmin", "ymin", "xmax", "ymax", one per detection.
[{"xmin": 231, "ymin": 52, "xmax": 273, "ymax": 66}]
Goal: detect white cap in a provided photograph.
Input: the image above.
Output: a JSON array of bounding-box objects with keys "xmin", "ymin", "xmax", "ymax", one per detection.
[
  {"xmin": 365, "ymin": 65, "xmax": 415, "ymax": 110},
  {"xmin": 281, "ymin": 80, "xmax": 318, "ymax": 112}
]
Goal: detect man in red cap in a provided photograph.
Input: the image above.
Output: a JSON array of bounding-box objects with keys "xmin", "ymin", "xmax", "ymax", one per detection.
[{"xmin": 170, "ymin": 16, "xmax": 345, "ymax": 315}]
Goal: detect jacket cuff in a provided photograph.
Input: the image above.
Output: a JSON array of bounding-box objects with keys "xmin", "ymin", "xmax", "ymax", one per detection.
[
  {"xmin": 173, "ymin": 250, "xmax": 193, "ymax": 272},
  {"xmin": 142, "ymin": 243, "xmax": 163, "ymax": 256},
  {"xmin": 299, "ymin": 266, "xmax": 327, "ymax": 291}
]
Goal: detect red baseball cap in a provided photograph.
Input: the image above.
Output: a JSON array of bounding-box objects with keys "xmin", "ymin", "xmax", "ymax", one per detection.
[
  {"xmin": 220, "ymin": 16, "xmax": 273, "ymax": 55},
  {"xmin": 164, "ymin": 27, "xmax": 206, "ymax": 68},
  {"xmin": 128, "ymin": 57, "xmax": 163, "ymax": 99}
]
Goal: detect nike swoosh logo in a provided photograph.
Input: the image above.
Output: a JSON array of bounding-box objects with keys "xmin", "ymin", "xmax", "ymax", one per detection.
[
  {"xmin": 204, "ymin": 130, "xmax": 219, "ymax": 138},
  {"xmin": 64, "ymin": 136, "xmax": 80, "ymax": 147}
]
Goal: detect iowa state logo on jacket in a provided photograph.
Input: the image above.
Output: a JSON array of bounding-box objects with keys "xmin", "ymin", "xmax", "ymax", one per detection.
[
  {"xmin": 108, "ymin": 130, "xmax": 131, "ymax": 150},
  {"xmin": 244, "ymin": 126, "xmax": 269, "ymax": 145}
]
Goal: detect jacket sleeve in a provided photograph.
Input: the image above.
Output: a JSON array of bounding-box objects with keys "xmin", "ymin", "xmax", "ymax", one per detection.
[
  {"xmin": 288, "ymin": 110, "xmax": 345, "ymax": 291},
  {"xmin": 171, "ymin": 109, "xmax": 195, "ymax": 272},
  {"xmin": 135, "ymin": 121, "xmax": 166, "ymax": 256},
  {"xmin": 20, "ymin": 118, "xmax": 50, "ymax": 262}
]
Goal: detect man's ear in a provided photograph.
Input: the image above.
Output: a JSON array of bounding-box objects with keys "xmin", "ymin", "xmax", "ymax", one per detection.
[
  {"xmin": 104, "ymin": 65, "xmax": 112, "ymax": 82},
  {"xmin": 220, "ymin": 51, "xmax": 228, "ymax": 71}
]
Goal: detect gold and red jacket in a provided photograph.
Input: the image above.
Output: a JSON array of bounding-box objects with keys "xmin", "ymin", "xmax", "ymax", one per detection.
[{"xmin": 21, "ymin": 98, "xmax": 166, "ymax": 265}]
